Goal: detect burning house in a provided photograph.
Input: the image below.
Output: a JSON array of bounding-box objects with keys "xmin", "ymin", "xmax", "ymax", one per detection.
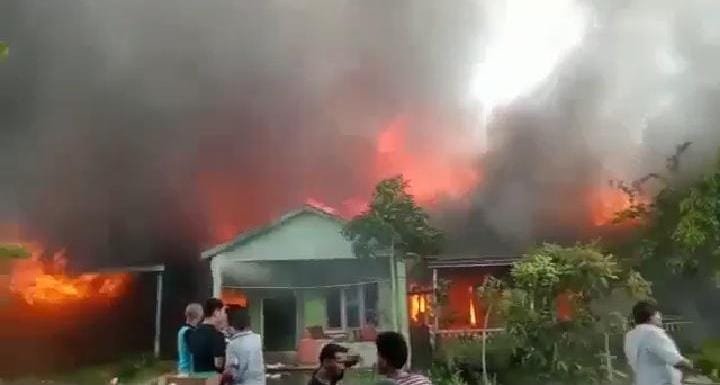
[
  {"xmin": 408, "ymin": 256, "xmax": 518, "ymax": 338},
  {"xmin": 0, "ymin": 242, "xmax": 167, "ymax": 377},
  {"xmin": 201, "ymin": 204, "xmax": 409, "ymax": 367}
]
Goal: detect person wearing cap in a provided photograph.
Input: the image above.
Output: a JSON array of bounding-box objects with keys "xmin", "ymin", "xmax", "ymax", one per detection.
[{"xmin": 307, "ymin": 343, "xmax": 350, "ymax": 385}]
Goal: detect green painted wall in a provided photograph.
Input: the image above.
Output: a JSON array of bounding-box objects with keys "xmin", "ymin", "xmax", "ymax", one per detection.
[
  {"xmin": 249, "ymin": 295, "xmax": 262, "ymax": 334},
  {"xmin": 377, "ymin": 282, "xmax": 394, "ymax": 330},
  {"xmin": 303, "ymin": 289, "xmax": 326, "ymax": 328}
]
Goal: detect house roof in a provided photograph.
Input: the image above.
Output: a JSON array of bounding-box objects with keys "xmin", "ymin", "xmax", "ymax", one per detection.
[
  {"xmin": 221, "ymin": 258, "xmax": 390, "ymax": 289},
  {"xmin": 201, "ymin": 204, "xmax": 346, "ymax": 260},
  {"xmin": 424, "ymin": 255, "xmax": 519, "ymax": 269}
]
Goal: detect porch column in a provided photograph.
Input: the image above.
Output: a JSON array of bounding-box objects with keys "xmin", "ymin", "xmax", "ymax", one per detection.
[
  {"xmin": 211, "ymin": 256, "xmax": 222, "ymax": 298},
  {"xmin": 154, "ymin": 271, "xmax": 163, "ymax": 358},
  {"xmin": 432, "ymin": 268, "xmax": 439, "ymax": 333}
]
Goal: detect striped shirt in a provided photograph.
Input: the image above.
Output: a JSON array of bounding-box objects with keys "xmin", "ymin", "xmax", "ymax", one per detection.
[{"xmin": 389, "ymin": 372, "xmax": 432, "ymax": 385}]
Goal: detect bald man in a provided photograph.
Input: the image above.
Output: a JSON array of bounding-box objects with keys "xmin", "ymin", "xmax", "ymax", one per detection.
[{"xmin": 178, "ymin": 303, "xmax": 203, "ymax": 374}]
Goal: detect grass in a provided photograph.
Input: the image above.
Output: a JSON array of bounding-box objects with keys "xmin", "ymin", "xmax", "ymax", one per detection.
[
  {"xmin": 4, "ymin": 354, "xmax": 174, "ymax": 385},
  {"xmin": 344, "ymin": 368, "xmax": 379, "ymax": 385}
]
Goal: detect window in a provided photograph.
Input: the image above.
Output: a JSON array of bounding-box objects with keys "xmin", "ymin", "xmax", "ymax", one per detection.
[
  {"xmin": 363, "ymin": 282, "xmax": 379, "ymax": 325},
  {"xmin": 326, "ymin": 288, "xmax": 342, "ymax": 328},
  {"xmin": 325, "ymin": 283, "xmax": 379, "ymax": 329},
  {"xmin": 346, "ymin": 287, "xmax": 360, "ymax": 328}
]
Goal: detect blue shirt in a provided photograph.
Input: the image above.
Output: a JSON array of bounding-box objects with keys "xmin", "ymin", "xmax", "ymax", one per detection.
[{"xmin": 178, "ymin": 324, "xmax": 195, "ymax": 374}]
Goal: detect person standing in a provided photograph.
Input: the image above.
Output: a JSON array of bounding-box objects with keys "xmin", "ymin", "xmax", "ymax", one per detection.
[
  {"xmin": 188, "ymin": 298, "xmax": 227, "ymax": 373},
  {"xmin": 375, "ymin": 332, "xmax": 431, "ymax": 385},
  {"xmin": 178, "ymin": 303, "xmax": 203, "ymax": 374},
  {"xmin": 307, "ymin": 343, "xmax": 350, "ymax": 385},
  {"xmin": 624, "ymin": 301, "xmax": 693, "ymax": 385},
  {"xmin": 224, "ymin": 305, "xmax": 265, "ymax": 385}
]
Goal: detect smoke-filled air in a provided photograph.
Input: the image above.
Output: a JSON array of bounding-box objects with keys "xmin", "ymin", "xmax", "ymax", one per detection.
[{"xmin": 2, "ymin": 0, "xmax": 720, "ymax": 266}]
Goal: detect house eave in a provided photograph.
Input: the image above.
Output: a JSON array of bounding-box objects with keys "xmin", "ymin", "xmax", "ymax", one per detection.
[{"xmin": 200, "ymin": 204, "xmax": 347, "ymax": 260}]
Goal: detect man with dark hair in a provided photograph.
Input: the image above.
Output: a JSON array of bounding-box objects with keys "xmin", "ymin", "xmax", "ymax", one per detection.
[
  {"xmin": 376, "ymin": 332, "xmax": 431, "ymax": 385},
  {"xmin": 188, "ymin": 298, "xmax": 227, "ymax": 373},
  {"xmin": 624, "ymin": 301, "xmax": 692, "ymax": 385},
  {"xmin": 307, "ymin": 343, "xmax": 350, "ymax": 385},
  {"xmin": 224, "ymin": 305, "xmax": 265, "ymax": 385}
]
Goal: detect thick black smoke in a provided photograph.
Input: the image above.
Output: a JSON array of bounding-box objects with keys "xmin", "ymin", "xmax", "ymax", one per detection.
[
  {"xmin": 440, "ymin": 0, "xmax": 720, "ymax": 252},
  {"xmin": 0, "ymin": 0, "xmax": 483, "ymax": 266},
  {"xmin": 2, "ymin": 0, "xmax": 720, "ymax": 266}
]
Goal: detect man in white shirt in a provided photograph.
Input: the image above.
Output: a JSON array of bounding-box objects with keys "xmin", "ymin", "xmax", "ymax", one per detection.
[
  {"xmin": 225, "ymin": 305, "xmax": 265, "ymax": 385},
  {"xmin": 624, "ymin": 301, "xmax": 693, "ymax": 385}
]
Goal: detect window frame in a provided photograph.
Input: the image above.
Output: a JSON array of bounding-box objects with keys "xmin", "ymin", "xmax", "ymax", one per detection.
[{"xmin": 325, "ymin": 284, "xmax": 377, "ymax": 331}]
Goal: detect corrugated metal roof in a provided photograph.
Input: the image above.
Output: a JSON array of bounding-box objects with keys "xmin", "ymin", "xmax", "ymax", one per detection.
[{"xmin": 425, "ymin": 255, "xmax": 519, "ymax": 269}]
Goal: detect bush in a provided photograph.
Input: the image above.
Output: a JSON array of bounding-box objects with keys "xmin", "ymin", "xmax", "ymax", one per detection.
[
  {"xmin": 690, "ymin": 339, "xmax": 720, "ymax": 379},
  {"xmin": 434, "ymin": 334, "xmax": 517, "ymax": 385}
]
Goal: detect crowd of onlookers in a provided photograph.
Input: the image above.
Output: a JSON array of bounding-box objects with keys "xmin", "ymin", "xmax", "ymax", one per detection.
[
  {"xmin": 177, "ymin": 297, "xmax": 695, "ymax": 385},
  {"xmin": 177, "ymin": 298, "xmax": 431, "ymax": 385}
]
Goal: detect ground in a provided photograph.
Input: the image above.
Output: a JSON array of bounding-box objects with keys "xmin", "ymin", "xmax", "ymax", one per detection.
[
  {"xmin": 0, "ymin": 356, "xmax": 174, "ymax": 385},
  {"xmin": 0, "ymin": 362, "xmax": 378, "ymax": 385}
]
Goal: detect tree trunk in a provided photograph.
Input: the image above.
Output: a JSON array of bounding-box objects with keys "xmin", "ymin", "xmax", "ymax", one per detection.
[{"xmin": 482, "ymin": 304, "xmax": 493, "ymax": 385}]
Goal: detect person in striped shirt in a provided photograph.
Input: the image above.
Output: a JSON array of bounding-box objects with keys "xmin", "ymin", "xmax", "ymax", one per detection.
[{"xmin": 376, "ymin": 332, "xmax": 432, "ymax": 385}]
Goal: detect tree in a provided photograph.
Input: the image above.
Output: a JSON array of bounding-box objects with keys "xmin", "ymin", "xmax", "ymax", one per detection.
[
  {"xmin": 343, "ymin": 175, "xmax": 444, "ymax": 332},
  {"xmin": 342, "ymin": 175, "xmax": 444, "ymax": 258},
  {"xmin": 476, "ymin": 276, "xmax": 510, "ymax": 385},
  {"xmin": 496, "ymin": 243, "xmax": 649, "ymax": 385},
  {"xmin": 0, "ymin": 42, "xmax": 8, "ymax": 61},
  {"xmin": 0, "ymin": 244, "xmax": 30, "ymax": 259},
  {"xmin": 615, "ymin": 146, "xmax": 720, "ymax": 280}
]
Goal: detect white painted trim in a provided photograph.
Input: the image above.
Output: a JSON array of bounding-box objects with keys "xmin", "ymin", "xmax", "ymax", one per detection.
[
  {"xmin": 211, "ymin": 257, "xmax": 222, "ymax": 297},
  {"xmin": 340, "ymin": 287, "xmax": 348, "ymax": 330},
  {"xmin": 358, "ymin": 285, "xmax": 366, "ymax": 329},
  {"xmin": 259, "ymin": 298, "xmax": 265, "ymax": 341}
]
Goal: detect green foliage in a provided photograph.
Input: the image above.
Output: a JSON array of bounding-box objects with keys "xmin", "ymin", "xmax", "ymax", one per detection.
[
  {"xmin": 615, "ymin": 145, "xmax": 720, "ymax": 278},
  {"xmin": 511, "ymin": 243, "xmax": 622, "ymax": 310},
  {"xmin": 431, "ymin": 361, "xmax": 469, "ymax": 385},
  {"xmin": 689, "ymin": 339, "xmax": 720, "ymax": 379},
  {"xmin": 438, "ymin": 244, "xmax": 649, "ymax": 385},
  {"xmin": 673, "ymin": 171, "xmax": 720, "ymax": 256},
  {"xmin": 0, "ymin": 244, "xmax": 31, "ymax": 259},
  {"xmin": 342, "ymin": 175, "xmax": 443, "ymax": 258},
  {"xmin": 0, "ymin": 41, "xmax": 8, "ymax": 61},
  {"xmin": 495, "ymin": 243, "xmax": 648, "ymax": 385}
]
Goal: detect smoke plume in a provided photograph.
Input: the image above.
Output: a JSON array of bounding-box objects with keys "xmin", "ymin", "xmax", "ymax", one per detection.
[{"xmin": 1, "ymin": 0, "xmax": 720, "ymax": 266}]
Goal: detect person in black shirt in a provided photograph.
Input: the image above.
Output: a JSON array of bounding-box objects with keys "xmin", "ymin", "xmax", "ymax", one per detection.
[
  {"xmin": 307, "ymin": 343, "xmax": 349, "ymax": 385},
  {"xmin": 188, "ymin": 297, "xmax": 227, "ymax": 373}
]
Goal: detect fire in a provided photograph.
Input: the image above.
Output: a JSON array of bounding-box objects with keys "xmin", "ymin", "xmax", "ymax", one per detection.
[
  {"xmin": 410, "ymin": 293, "xmax": 429, "ymax": 323},
  {"xmin": 8, "ymin": 247, "xmax": 129, "ymax": 306},
  {"xmin": 589, "ymin": 186, "xmax": 645, "ymax": 226},
  {"xmin": 198, "ymin": 114, "xmax": 482, "ymax": 244},
  {"xmin": 469, "ymin": 286, "xmax": 477, "ymax": 326},
  {"xmin": 222, "ymin": 288, "xmax": 248, "ymax": 307},
  {"xmin": 375, "ymin": 117, "xmax": 481, "ymax": 205}
]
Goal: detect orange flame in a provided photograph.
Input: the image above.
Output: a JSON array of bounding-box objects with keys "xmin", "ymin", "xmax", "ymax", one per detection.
[
  {"xmin": 375, "ymin": 117, "xmax": 481, "ymax": 205},
  {"xmin": 8, "ymin": 247, "xmax": 129, "ymax": 306},
  {"xmin": 410, "ymin": 294, "xmax": 429, "ymax": 323},
  {"xmin": 469, "ymin": 286, "xmax": 477, "ymax": 326},
  {"xmin": 589, "ymin": 186, "xmax": 646, "ymax": 226}
]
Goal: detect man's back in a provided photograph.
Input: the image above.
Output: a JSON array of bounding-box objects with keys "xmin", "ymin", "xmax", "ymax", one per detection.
[
  {"xmin": 226, "ymin": 331, "xmax": 265, "ymax": 385},
  {"xmin": 625, "ymin": 324, "xmax": 683, "ymax": 385},
  {"xmin": 188, "ymin": 323, "xmax": 226, "ymax": 373},
  {"xmin": 177, "ymin": 325, "xmax": 195, "ymax": 374}
]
